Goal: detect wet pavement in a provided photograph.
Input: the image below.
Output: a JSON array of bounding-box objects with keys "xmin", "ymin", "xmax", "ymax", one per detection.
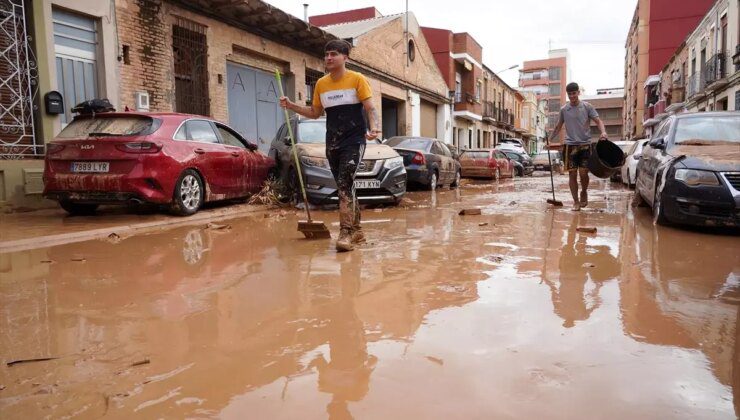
[{"xmin": 1, "ymin": 174, "xmax": 739, "ymax": 419}]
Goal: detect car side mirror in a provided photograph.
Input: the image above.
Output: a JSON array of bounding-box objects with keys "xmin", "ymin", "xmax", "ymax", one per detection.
[
  {"xmin": 246, "ymin": 141, "xmax": 259, "ymax": 151},
  {"xmin": 649, "ymin": 137, "xmax": 665, "ymax": 150}
]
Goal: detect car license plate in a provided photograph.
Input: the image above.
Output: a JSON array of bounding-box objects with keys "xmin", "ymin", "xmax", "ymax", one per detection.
[
  {"xmin": 71, "ymin": 162, "xmax": 110, "ymax": 173},
  {"xmin": 354, "ymin": 179, "xmax": 380, "ymax": 189}
]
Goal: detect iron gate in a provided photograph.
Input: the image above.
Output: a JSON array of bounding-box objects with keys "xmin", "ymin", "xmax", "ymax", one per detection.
[{"xmin": 0, "ymin": 0, "xmax": 38, "ymax": 158}]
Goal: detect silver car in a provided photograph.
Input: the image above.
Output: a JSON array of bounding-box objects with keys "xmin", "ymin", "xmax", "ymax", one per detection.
[{"xmin": 268, "ymin": 117, "xmax": 407, "ymax": 205}]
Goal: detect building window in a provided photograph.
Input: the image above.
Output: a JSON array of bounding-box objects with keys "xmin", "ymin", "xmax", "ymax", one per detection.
[
  {"xmin": 549, "ymin": 66, "xmax": 561, "ymax": 80},
  {"xmin": 53, "ymin": 8, "xmax": 99, "ymax": 125},
  {"xmin": 548, "ymin": 98, "xmax": 561, "ymax": 113},
  {"xmin": 408, "ymin": 39, "xmax": 415, "ymax": 62},
  {"xmin": 548, "ymin": 83, "xmax": 561, "ymax": 96},
  {"xmin": 305, "ymin": 68, "xmax": 323, "ymax": 105},
  {"xmin": 455, "ymin": 72, "xmax": 462, "ymax": 103},
  {"xmin": 173, "ymin": 17, "xmax": 209, "ymax": 116},
  {"xmin": 475, "ymin": 81, "xmax": 481, "ymax": 102}
]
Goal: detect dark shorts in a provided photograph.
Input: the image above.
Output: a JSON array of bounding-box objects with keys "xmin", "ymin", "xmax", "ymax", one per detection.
[{"xmin": 562, "ymin": 144, "xmax": 592, "ymax": 172}]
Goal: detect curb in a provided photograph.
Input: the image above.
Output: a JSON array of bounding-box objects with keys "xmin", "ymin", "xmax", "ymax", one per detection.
[{"xmin": 0, "ymin": 204, "xmax": 270, "ymax": 254}]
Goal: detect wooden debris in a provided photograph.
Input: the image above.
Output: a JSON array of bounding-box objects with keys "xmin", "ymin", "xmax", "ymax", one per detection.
[
  {"xmin": 7, "ymin": 357, "xmax": 59, "ymax": 367},
  {"xmin": 131, "ymin": 359, "xmax": 150, "ymax": 367},
  {"xmin": 478, "ymin": 222, "xmax": 489, "ymax": 227},
  {"xmin": 576, "ymin": 227, "xmax": 597, "ymax": 234},
  {"xmin": 459, "ymin": 208, "xmax": 481, "ymax": 216}
]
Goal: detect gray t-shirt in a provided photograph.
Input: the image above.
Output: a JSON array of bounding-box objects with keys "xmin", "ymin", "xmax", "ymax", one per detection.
[{"xmin": 558, "ymin": 101, "xmax": 599, "ymax": 145}]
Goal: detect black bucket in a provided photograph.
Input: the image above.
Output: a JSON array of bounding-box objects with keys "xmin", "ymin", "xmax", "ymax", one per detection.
[{"xmin": 588, "ymin": 140, "xmax": 625, "ymax": 179}]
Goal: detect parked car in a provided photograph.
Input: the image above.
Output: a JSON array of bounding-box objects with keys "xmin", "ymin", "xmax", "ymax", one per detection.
[
  {"xmin": 503, "ymin": 150, "xmax": 534, "ymax": 176},
  {"xmin": 43, "ymin": 112, "xmax": 275, "ymax": 216},
  {"xmin": 384, "ymin": 136, "xmax": 461, "ymax": 190},
  {"xmin": 609, "ymin": 140, "xmax": 636, "ymax": 182},
  {"xmin": 532, "ymin": 150, "xmax": 563, "ymax": 173},
  {"xmin": 635, "ymin": 111, "xmax": 740, "ymax": 227},
  {"xmin": 459, "ymin": 148, "xmax": 516, "ymax": 180},
  {"xmin": 495, "ymin": 138, "xmax": 527, "ymax": 155},
  {"xmin": 269, "ymin": 117, "xmax": 406, "ymax": 205},
  {"xmin": 621, "ymin": 139, "xmax": 648, "ymax": 188}
]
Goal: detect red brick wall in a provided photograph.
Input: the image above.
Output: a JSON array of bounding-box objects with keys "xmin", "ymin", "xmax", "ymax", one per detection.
[
  {"xmin": 421, "ymin": 27, "xmax": 453, "ymax": 89},
  {"xmin": 452, "ymin": 33, "xmax": 482, "ymax": 63},
  {"xmin": 116, "ymin": 0, "xmax": 175, "ymax": 112}
]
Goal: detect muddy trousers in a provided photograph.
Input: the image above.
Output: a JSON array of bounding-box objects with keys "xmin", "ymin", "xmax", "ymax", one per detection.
[{"xmin": 327, "ymin": 142, "xmax": 366, "ymax": 233}]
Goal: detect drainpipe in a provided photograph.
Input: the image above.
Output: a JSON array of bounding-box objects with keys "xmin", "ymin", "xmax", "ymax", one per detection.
[{"xmin": 303, "ymin": 4, "xmax": 308, "ymax": 22}]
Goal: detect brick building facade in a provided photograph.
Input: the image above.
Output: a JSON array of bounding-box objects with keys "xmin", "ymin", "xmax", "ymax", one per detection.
[{"xmin": 518, "ymin": 49, "xmax": 569, "ymax": 147}]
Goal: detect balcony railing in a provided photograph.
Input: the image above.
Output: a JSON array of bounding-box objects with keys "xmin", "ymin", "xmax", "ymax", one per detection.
[
  {"xmin": 704, "ymin": 51, "xmax": 729, "ymax": 86},
  {"xmin": 483, "ymin": 101, "xmax": 496, "ymax": 119},
  {"xmin": 686, "ymin": 72, "xmax": 704, "ymax": 98},
  {"xmin": 733, "ymin": 44, "xmax": 740, "ymax": 66},
  {"xmin": 454, "ymin": 91, "xmax": 462, "ymax": 103}
]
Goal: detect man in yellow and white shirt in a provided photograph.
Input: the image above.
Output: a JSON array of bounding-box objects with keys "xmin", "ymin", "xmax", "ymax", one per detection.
[{"xmin": 280, "ymin": 40, "xmax": 381, "ymax": 252}]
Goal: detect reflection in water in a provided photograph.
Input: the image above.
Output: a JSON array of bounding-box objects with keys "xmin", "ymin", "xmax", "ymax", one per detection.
[
  {"xmin": 312, "ymin": 252, "xmax": 376, "ymax": 419},
  {"xmin": 549, "ymin": 213, "xmax": 619, "ymax": 328}
]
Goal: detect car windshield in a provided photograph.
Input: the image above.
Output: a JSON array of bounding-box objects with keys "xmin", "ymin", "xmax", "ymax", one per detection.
[
  {"xmin": 505, "ymin": 153, "xmax": 521, "ymax": 161},
  {"xmin": 56, "ymin": 116, "xmax": 155, "ymax": 139},
  {"xmin": 297, "ymin": 121, "xmax": 327, "ymax": 143},
  {"xmin": 673, "ymin": 116, "xmax": 740, "ymax": 145},
  {"xmin": 385, "ymin": 137, "xmax": 431, "ymax": 151},
  {"xmin": 617, "ymin": 143, "xmax": 632, "ymax": 152}
]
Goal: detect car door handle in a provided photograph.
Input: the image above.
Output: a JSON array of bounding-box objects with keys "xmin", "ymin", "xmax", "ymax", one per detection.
[
  {"xmin": 231, "ymin": 151, "xmax": 240, "ymax": 157},
  {"xmin": 194, "ymin": 148, "xmax": 205, "ymax": 154}
]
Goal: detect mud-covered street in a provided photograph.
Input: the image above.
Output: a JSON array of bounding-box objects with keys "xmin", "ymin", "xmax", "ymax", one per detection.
[{"xmin": 1, "ymin": 174, "xmax": 739, "ymax": 419}]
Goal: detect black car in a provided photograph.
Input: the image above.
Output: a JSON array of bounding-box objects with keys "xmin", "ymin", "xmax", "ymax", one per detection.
[
  {"xmin": 268, "ymin": 118, "xmax": 407, "ymax": 205},
  {"xmin": 384, "ymin": 136, "xmax": 461, "ymax": 190},
  {"xmin": 635, "ymin": 111, "xmax": 740, "ymax": 227},
  {"xmin": 503, "ymin": 151, "xmax": 534, "ymax": 176}
]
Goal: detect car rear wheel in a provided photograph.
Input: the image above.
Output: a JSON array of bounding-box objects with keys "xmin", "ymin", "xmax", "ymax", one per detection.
[
  {"xmin": 59, "ymin": 201, "xmax": 99, "ymax": 216},
  {"xmin": 494, "ymin": 168, "xmax": 501, "ymax": 181},
  {"xmin": 171, "ymin": 169, "xmax": 204, "ymax": 216},
  {"xmin": 451, "ymin": 170, "xmax": 461, "ymax": 189},
  {"xmin": 428, "ymin": 171, "xmax": 438, "ymax": 190}
]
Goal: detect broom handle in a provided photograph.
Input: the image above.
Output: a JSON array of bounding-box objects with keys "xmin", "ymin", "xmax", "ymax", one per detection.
[
  {"xmin": 275, "ymin": 70, "xmax": 313, "ymax": 222},
  {"xmin": 545, "ymin": 133, "xmax": 557, "ymax": 202}
]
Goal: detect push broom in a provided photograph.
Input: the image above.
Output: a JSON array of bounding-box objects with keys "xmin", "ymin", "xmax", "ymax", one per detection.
[
  {"xmin": 275, "ymin": 69, "xmax": 331, "ymax": 239},
  {"xmin": 544, "ymin": 134, "xmax": 563, "ymax": 207}
]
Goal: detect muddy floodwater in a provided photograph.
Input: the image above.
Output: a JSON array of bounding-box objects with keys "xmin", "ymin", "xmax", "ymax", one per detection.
[{"xmin": 1, "ymin": 175, "xmax": 739, "ymax": 419}]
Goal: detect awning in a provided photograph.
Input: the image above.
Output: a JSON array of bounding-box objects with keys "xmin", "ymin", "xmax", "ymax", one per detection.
[{"xmin": 644, "ymin": 75, "xmax": 660, "ymax": 88}]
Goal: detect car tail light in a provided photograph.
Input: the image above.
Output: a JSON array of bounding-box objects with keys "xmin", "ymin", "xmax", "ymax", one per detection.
[
  {"xmin": 115, "ymin": 142, "xmax": 162, "ymax": 153},
  {"xmin": 411, "ymin": 152, "xmax": 426, "ymax": 165},
  {"xmin": 46, "ymin": 143, "xmax": 65, "ymax": 154}
]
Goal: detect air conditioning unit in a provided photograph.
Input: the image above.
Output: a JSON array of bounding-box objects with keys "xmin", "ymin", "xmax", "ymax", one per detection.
[{"xmin": 135, "ymin": 91, "xmax": 150, "ymax": 111}]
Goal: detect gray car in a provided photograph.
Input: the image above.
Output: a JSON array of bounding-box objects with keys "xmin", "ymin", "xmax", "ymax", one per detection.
[
  {"xmin": 384, "ymin": 136, "xmax": 462, "ymax": 190},
  {"xmin": 268, "ymin": 117, "xmax": 407, "ymax": 205}
]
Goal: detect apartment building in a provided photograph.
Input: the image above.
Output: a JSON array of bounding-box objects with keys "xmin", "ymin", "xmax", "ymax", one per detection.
[
  {"xmin": 622, "ymin": 0, "xmax": 715, "ymax": 139},
  {"xmin": 519, "ymin": 49, "xmax": 569, "ymax": 147}
]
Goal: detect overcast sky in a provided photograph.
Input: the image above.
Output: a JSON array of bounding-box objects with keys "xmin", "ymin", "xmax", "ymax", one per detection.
[{"xmin": 263, "ymin": 0, "xmax": 636, "ymax": 94}]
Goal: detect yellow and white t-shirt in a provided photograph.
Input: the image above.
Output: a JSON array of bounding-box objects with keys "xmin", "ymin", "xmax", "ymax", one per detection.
[{"xmin": 312, "ymin": 70, "xmax": 372, "ymax": 146}]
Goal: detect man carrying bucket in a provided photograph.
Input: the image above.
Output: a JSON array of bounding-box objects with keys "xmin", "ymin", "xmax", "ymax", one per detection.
[
  {"xmin": 548, "ymin": 82, "xmax": 608, "ymax": 211},
  {"xmin": 279, "ymin": 39, "xmax": 381, "ymax": 252}
]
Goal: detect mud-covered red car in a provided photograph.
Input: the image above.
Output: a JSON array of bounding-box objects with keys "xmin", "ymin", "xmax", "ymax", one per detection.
[
  {"xmin": 635, "ymin": 111, "xmax": 740, "ymax": 227},
  {"xmin": 43, "ymin": 112, "xmax": 275, "ymax": 216}
]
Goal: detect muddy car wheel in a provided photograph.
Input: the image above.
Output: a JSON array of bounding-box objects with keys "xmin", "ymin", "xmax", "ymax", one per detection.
[
  {"xmin": 171, "ymin": 170, "xmax": 203, "ymax": 216},
  {"xmin": 59, "ymin": 201, "xmax": 99, "ymax": 216},
  {"xmin": 451, "ymin": 170, "xmax": 461, "ymax": 189},
  {"xmin": 428, "ymin": 172, "xmax": 438, "ymax": 190}
]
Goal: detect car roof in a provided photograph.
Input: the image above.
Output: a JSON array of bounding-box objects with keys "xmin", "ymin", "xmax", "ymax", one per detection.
[
  {"xmin": 675, "ymin": 111, "xmax": 740, "ymax": 119},
  {"xmin": 388, "ymin": 136, "xmax": 435, "ymax": 141},
  {"xmin": 462, "ymin": 148, "xmax": 493, "ymax": 152}
]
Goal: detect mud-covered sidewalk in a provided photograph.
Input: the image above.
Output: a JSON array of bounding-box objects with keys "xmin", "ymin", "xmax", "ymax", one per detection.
[{"xmin": 2, "ymin": 174, "xmax": 739, "ymax": 419}]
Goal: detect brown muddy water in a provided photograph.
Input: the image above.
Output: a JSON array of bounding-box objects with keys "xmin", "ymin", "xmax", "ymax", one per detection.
[{"xmin": 1, "ymin": 176, "xmax": 739, "ymax": 419}]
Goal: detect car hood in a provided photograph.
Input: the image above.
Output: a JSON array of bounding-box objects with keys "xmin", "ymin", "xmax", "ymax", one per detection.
[
  {"xmin": 669, "ymin": 143, "xmax": 740, "ymax": 172},
  {"xmin": 296, "ymin": 142, "xmax": 399, "ymax": 159}
]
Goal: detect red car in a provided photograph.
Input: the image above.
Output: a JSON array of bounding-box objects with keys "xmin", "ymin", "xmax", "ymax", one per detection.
[
  {"xmin": 459, "ymin": 148, "xmax": 516, "ymax": 180},
  {"xmin": 43, "ymin": 112, "xmax": 275, "ymax": 216}
]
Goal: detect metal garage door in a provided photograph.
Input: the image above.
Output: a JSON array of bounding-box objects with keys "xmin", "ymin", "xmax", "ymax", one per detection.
[
  {"xmin": 226, "ymin": 62, "xmax": 285, "ymax": 154},
  {"xmin": 420, "ymin": 99, "xmax": 437, "ymax": 138}
]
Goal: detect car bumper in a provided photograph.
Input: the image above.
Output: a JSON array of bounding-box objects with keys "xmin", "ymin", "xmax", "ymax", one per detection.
[
  {"xmin": 301, "ymin": 164, "xmax": 406, "ymax": 205},
  {"xmin": 660, "ymin": 180, "xmax": 739, "ymax": 227},
  {"xmin": 461, "ymin": 167, "xmax": 493, "ymax": 178},
  {"xmin": 43, "ymin": 173, "xmax": 171, "ymax": 204},
  {"xmin": 405, "ymin": 165, "xmax": 431, "ymax": 185}
]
